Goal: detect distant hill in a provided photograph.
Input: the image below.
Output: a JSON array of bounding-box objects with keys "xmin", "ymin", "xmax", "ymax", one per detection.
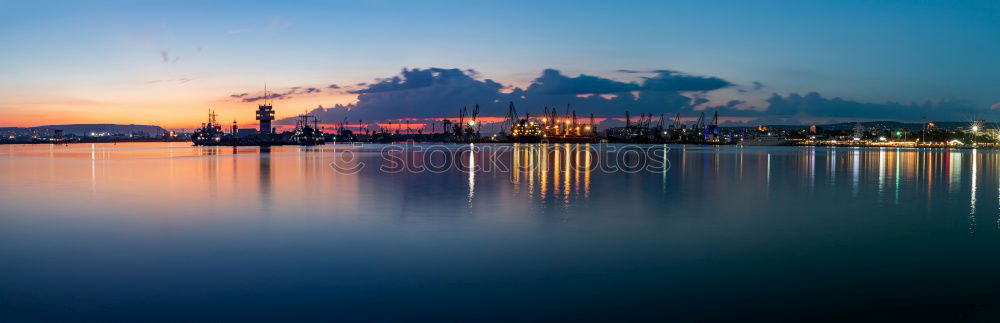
[
  {"xmin": 724, "ymin": 121, "xmax": 985, "ymax": 131},
  {"xmin": 815, "ymin": 121, "xmax": 984, "ymax": 131},
  {"xmin": 0, "ymin": 124, "xmax": 167, "ymax": 137}
]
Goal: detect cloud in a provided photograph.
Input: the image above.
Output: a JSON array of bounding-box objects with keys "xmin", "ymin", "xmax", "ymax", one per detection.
[
  {"xmin": 641, "ymin": 70, "xmax": 732, "ymax": 92},
  {"xmin": 524, "ymin": 69, "xmax": 637, "ymax": 95},
  {"xmin": 288, "ymin": 67, "xmax": 715, "ymax": 123},
  {"xmin": 146, "ymin": 78, "xmax": 193, "ymax": 84},
  {"xmin": 349, "ymin": 68, "xmax": 500, "ymax": 94},
  {"xmin": 328, "ymin": 84, "xmax": 340, "ymax": 89},
  {"xmin": 242, "ymin": 93, "xmax": 284, "ymax": 103},
  {"xmin": 235, "ymin": 67, "xmax": 989, "ymax": 126},
  {"xmin": 705, "ymin": 92, "xmax": 983, "ymax": 122},
  {"xmin": 159, "ymin": 50, "xmax": 179, "ymax": 64},
  {"xmin": 739, "ymin": 81, "xmax": 765, "ymax": 93},
  {"xmin": 230, "ymin": 86, "xmax": 324, "ymax": 103},
  {"xmin": 324, "ymin": 68, "xmax": 505, "ymax": 119}
]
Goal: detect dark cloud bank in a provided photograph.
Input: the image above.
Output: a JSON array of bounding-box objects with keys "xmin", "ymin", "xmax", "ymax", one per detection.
[{"xmin": 261, "ymin": 67, "xmax": 986, "ymax": 126}]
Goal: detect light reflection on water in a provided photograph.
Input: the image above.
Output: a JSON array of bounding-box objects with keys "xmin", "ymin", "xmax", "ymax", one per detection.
[{"xmin": 3, "ymin": 143, "xmax": 1000, "ymax": 320}]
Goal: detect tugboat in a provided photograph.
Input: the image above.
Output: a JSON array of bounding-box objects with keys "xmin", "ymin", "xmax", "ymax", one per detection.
[
  {"xmin": 192, "ymin": 109, "xmax": 227, "ymax": 145},
  {"xmin": 290, "ymin": 114, "xmax": 325, "ymax": 145}
]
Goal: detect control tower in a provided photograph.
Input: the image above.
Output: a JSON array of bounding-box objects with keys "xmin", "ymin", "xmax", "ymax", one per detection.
[
  {"xmin": 255, "ymin": 85, "xmax": 276, "ymax": 134},
  {"xmin": 256, "ymin": 104, "xmax": 275, "ymax": 134},
  {"xmin": 257, "ymin": 104, "xmax": 274, "ymax": 134}
]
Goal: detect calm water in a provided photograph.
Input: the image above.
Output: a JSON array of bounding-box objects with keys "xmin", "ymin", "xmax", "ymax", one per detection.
[{"xmin": 3, "ymin": 142, "xmax": 1000, "ymax": 321}]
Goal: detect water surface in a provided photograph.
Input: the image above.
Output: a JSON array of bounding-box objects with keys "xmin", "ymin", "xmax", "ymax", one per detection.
[{"xmin": 2, "ymin": 143, "xmax": 999, "ymax": 321}]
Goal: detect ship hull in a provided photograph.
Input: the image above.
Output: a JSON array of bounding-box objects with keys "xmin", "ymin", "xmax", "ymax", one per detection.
[
  {"xmin": 739, "ymin": 139, "xmax": 795, "ymax": 146},
  {"xmin": 509, "ymin": 136, "xmax": 595, "ymax": 144},
  {"xmin": 192, "ymin": 138, "xmax": 325, "ymax": 146}
]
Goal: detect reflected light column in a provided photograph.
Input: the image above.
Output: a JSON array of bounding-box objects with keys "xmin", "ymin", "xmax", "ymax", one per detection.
[
  {"xmin": 852, "ymin": 148, "xmax": 860, "ymax": 196},
  {"xmin": 563, "ymin": 143, "xmax": 570, "ymax": 199},
  {"xmin": 878, "ymin": 148, "xmax": 885, "ymax": 194},
  {"xmin": 829, "ymin": 149, "xmax": 836, "ymax": 185},
  {"xmin": 468, "ymin": 144, "xmax": 475, "ymax": 205},
  {"xmin": 970, "ymin": 149, "xmax": 977, "ymax": 234},
  {"xmin": 584, "ymin": 144, "xmax": 591, "ymax": 199},
  {"xmin": 766, "ymin": 153, "xmax": 771, "ymax": 190}
]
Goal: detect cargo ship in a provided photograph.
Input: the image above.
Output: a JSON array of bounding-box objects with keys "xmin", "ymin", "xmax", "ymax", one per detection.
[
  {"xmin": 506, "ymin": 103, "xmax": 597, "ymax": 143},
  {"xmin": 739, "ymin": 135, "xmax": 795, "ymax": 146}
]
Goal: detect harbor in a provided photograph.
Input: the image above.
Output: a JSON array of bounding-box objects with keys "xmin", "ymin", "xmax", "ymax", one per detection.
[
  {"xmin": 179, "ymin": 98, "xmax": 1000, "ymax": 150},
  {"xmin": 191, "ymin": 98, "xmax": 324, "ymax": 146}
]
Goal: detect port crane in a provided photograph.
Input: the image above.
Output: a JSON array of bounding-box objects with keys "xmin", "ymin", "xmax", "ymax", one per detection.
[
  {"xmin": 456, "ymin": 106, "xmax": 467, "ymax": 136},
  {"xmin": 503, "ymin": 102, "xmax": 519, "ymax": 134}
]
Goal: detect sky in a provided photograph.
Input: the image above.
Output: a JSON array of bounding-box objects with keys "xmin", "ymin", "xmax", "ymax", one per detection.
[{"xmin": 0, "ymin": 0, "xmax": 998, "ymax": 129}]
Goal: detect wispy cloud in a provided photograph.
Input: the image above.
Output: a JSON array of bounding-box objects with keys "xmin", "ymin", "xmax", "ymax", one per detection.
[
  {"xmin": 146, "ymin": 78, "xmax": 194, "ymax": 84},
  {"xmin": 159, "ymin": 50, "xmax": 179, "ymax": 64},
  {"xmin": 738, "ymin": 81, "xmax": 766, "ymax": 93},
  {"xmin": 228, "ymin": 86, "xmax": 324, "ymax": 103}
]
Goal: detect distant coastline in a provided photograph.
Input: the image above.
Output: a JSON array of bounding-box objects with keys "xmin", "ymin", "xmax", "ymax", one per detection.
[{"xmin": 1, "ymin": 120, "xmax": 994, "ymax": 149}]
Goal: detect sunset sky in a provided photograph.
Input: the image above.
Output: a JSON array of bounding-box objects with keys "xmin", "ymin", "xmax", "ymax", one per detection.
[{"xmin": 1, "ymin": 0, "xmax": 998, "ymax": 129}]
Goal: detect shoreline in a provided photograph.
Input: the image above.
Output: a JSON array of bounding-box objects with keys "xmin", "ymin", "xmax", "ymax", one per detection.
[{"xmin": 2, "ymin": 140, "xmax": 994, "ymax": 150}]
